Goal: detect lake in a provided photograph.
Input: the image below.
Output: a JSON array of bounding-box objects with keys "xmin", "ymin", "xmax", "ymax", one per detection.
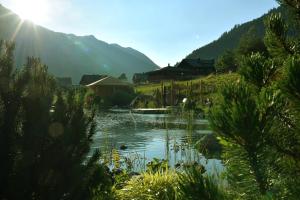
[{"xmin": 91, "ymin": 110, "xmax": 223, "ymax": 173}]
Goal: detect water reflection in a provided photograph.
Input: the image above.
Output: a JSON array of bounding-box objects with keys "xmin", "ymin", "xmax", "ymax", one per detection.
[{"xmin": 91, "ymin": 111, "xmax": 222, "ymax": 172}]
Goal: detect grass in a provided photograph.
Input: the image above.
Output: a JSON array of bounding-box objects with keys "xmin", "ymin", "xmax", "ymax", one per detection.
[
  {"xmin": 133, "ymin": 73, "xmax": 240, "ymax": 110},
  {"xmin": 116, "ymin": 171, "xmax": 179, "ymax": 200},
  {"xmin": 115, "ymin": 168, "xmax": 228, "ymax": 200},
  {"xmin": 135, "ymin": 73, "xmax": 240, "ymax": 95}
]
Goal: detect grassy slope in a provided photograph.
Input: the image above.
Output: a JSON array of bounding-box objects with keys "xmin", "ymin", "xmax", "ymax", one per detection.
[
  {"xmin": 134, "ymin": 73, "xmax": 240, "ymax": 109},
  {"xmin": 135, "ymin": 73, "xmax": 239, "ymax": 95}
]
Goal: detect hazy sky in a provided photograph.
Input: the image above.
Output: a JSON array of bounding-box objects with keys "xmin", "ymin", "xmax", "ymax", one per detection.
[{"xmin": 1, "ymin": 0, "xmax": 278, "ymax": 67}]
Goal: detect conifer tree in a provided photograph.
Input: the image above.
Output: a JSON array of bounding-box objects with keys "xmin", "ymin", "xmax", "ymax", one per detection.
[
  {"xmin": 209, "ymin": 0, "xmax": 300, "ymax": 199},
  {"xmin": 0, "ymin": 42, "xmax": 112, "ymax": 200},
  {"xmin": 215, "ymin": 50, "xmax": 237, "ymax": 72}
]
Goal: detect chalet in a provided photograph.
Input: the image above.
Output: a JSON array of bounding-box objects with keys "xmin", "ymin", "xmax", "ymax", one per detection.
[
  {"xmin": 79, "ymin": 74, "xmax": 107, "ymax": 85},
  {"xmin": 132, "ymin": 73, "xmax": 148, "ymax": 84},
  {"xmin": 86, "ymin": 76, "xmax": 133, "ymax": 97},
  {"xmin": 144, "ymin": 66, "xmax": 194, "ymax": 83},
  {"xmin": 177, "ymin": 58, "xmax": 215, "ymax": 75},
  {"xmin": 133, "ymin": 58, "xmax": 215, "ymax": 83}
]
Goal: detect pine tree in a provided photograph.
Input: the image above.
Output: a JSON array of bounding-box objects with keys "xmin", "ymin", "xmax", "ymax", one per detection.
[
  {"xmin": 209, "ymin": 1, "xmax": 300, "ymax": 199},
  {"xmin": 0, "ymin": 42, "xmax": 112, "ymax": 199},
  {"xmin": 0, "ymin": 41, "xmax": 29, "ymax": 198},
  {"xmin": 236, "ymin": 26, "xmax": 268, "ymax": 58},
  {"xmin": 215, "ymin": 50, "xmax": 237, "ymax": 72}
]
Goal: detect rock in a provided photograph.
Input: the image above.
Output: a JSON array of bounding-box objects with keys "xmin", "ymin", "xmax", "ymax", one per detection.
[
  {"xmin": 120, "ymin": 144, "xmax": 128, "ymax": 150},
  {"xmin": 195, "ymin": 134, "xmax": 222, "ymax": 159}
]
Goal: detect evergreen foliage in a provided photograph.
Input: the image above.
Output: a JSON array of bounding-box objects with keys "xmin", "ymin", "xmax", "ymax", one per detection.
[
  {"xmin": 209, "ymin": 1, "xmax": 300, "ymax": 199},
  {"xmin": 118, "ymin": 73, "xmax": 128, "ymax": 81},
  {"xmin": 187, "ymin": 7, "xmax": 281, "ymax": 60},
  {"xmin": 177, "ymin": 167, "xmax": 227, "ymax": 200},
  {"xmin": 236, "ymin": 27, "xmax": 269, "ymax": 57},
  {"xmin": 0, "ymin": 42, "xmax": 112, "ymax": 200},
  {"xmin": 239, "ymin": 53, "xmax": 277, "ymax": 88},
  {"xmin": 215, "ymin": 50, "xmax": 237, "ymax": 72},
  {"xmin": 2, "ymin": 1, "xmax": 300, "ymax": 200},
  {"xmin": 215, "ymin": 27, "xmax": 269, "ymax": 73}
]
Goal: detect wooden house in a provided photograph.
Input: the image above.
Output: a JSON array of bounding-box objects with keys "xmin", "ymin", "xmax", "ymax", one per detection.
[
  {"xmin": 86, "ymin": 76, "xmax": 133, "ymax": 97},
  {"xmin": 176, "ymin": 59, "xmax": 215, "ymax": 75},
  {"xmin": 79, "ymin": 74, "xmax": 107, "ymax": 85},
  {"xmin": 133, "ymin": 58, "xmax": 216, "ymax": 84}
]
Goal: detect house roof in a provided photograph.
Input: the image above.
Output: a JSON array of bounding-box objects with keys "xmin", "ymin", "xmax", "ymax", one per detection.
[
  {"xmin": 179, "ymin": 59, "xmax": 215, "ymax": 68},
  {"xmin": 145, "ymin": 66, "xmax": 192, "ymax": 75},
  {"xmin": 79, "ymin": 74, "xmax": 107, "ymax": 85},
  {"xmin": 86, "ymin": 76, "xmax": 132, "ymax": 87}
]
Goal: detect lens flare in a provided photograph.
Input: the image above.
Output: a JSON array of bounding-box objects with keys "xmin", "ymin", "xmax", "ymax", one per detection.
[{"xmin": 11, "ymin": 0, "xmax": 50, "ymax": 24}]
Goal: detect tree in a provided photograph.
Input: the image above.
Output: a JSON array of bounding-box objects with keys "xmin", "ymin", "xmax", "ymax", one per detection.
[
  {"xmin": 215, "ymin": 50, "xmax": 237, "ymax": 72},
  {"xmin": 118, "ymin": 73, "xmax": 128, "ymax": 81},
  {"xmin": 216, "ymin": 27, "xmax": 268, "ymax": 74},
  {"xmin": 209, "ymin": 1, "xmax": 300, "ymax": 199},
  {"xmin": 236, "ymin": 26, "xmax": 268, "ymax": 58},
  {"xmin": 0, "ymin": 42, "xmax": 112, "ymax": 200},
  {"xmin": 0, "ymin": 41, "xmax": 28, "ymax": 197}
]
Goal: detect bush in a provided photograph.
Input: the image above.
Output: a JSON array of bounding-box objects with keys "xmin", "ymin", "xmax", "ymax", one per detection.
[
  {"xmin": 116, "ymin": 171, "xmax": 179, "ymax": 200},
  {"xmin": 115, "ymin": 167, "xmax": 227, "ymax": 200},
  {"xmin": 178, "ymin": 167, "xmax": 227, "ymax": 200},
  {"xmin": 108, "ymin": 90, "xmax": 136, "ymax": 107},
  {"xmin": 85, "ymin": 89, "xmax": 136, "ymax": 109}
]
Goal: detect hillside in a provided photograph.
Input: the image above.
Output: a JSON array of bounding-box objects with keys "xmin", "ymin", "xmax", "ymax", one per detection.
[
  {"xmin": 0, "ymin": 4, "xmax": 159, "ymax": 83},
  {"xmin": 134, "ymin": 73, "xmax": 240, "ymax": 109},
  {"xmin": 186, "ymin": 6, "xmax": 283, "ymax": 60}
]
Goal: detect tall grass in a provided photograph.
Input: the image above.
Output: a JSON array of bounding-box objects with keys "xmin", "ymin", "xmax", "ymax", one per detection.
[
  {"xmin": 116, "ymin": 171, "xmax": 178, "ymax": 200},
  {"xmin": 135, "ymin": 73, "xmax": 239, "ymax": 95},
  {"xmin": 177, "ymin": 167, "xmax": 227, "ymax": 200},
  {"xmin": 115, "ymin": 167, "xmax": 227, "ymax": 200}
]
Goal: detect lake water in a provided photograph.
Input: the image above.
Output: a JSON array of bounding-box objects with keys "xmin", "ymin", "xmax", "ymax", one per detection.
[{"xmin": 91, "ymin": 110, "xmax": 223, "ymax": 172}]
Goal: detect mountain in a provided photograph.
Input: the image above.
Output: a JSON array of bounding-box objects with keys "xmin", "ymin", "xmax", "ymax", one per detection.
[
  {"xmin": 0, "ymin": 4, "xmax": 159, "ymax": 83},
  {"xmin": 186, "ymin": 6, "xmax": 283, "ymax": 60}
]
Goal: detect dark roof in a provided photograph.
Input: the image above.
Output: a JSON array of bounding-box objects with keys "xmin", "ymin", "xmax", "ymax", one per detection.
[
  {"xmin": 79, "ymin": 74, "xmax": 107, "ymax": 85},
  {"xmin": 56, "ymin": 77, "xmax": 72, "ymax": 87},
  {"xmin": 178, "ymin": 59, "xmax": 215, "ymax": 68},
  {"xmin": 146, "ymin": 66, "xmax": 191, "ymax": 75},
  {"xmin": 86, "ymin": 76, "xmax": 132, "ymax": 87}
]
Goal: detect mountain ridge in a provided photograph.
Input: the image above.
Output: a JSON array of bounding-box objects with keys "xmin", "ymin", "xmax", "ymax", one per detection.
[
  {"xmin": 185, "ymin": 6, "xmax": 282, "ymax": 60},
  {"xmin": 0, "ymin": 4, "xmax": 159, "ymax": 83}
]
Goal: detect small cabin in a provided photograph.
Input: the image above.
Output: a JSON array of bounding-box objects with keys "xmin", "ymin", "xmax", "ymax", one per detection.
[
  {"xmin": 86, "ymin": 76, "xmax": 133, "ymax": 97},
  {"xmin": 176, "ymin": 59, "xmax": 215, "ymax": 75},
  {"xmin": 79, "ymin": 74, "xmax": 107, "ymax": 86},
  {"xmin": 133, "ymin": 59, "xmax": 216, "ymax": 84}
]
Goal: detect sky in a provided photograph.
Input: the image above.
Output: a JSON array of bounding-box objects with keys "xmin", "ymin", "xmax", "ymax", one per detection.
[{"xmin": 0, "ymin": 0, "xmax": 279, "ymax": 67}]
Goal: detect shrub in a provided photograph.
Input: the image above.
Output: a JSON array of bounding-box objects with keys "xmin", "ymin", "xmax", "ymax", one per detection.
[
  {"xmin": 108, "ymin": 90, "xmax": 136, "ymax": 107},
  {"xmin": 177, "ymin": 167, "xmax": 227, "ymax": 200},
  {"xmin": 116, "ymin": 171, "xmax": 179, "ymax": 200},
  {"xmin": 116, "ymin": 167, "xmax": 227, "ymax": 200}
]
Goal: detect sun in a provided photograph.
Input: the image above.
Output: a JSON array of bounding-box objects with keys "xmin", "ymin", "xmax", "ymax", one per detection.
[{"xmin": 12, "ymin": 0, "xmax": 50, "ymax": 24}]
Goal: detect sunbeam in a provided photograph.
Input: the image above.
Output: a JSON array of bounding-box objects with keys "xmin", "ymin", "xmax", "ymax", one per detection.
[
  {"xmin": 10, "ymin": 20, "xmax": 24, "ymax": 41},
  {"xmin": 10, "ymin": 0, "xmax": 50, "ymax": 24}
]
